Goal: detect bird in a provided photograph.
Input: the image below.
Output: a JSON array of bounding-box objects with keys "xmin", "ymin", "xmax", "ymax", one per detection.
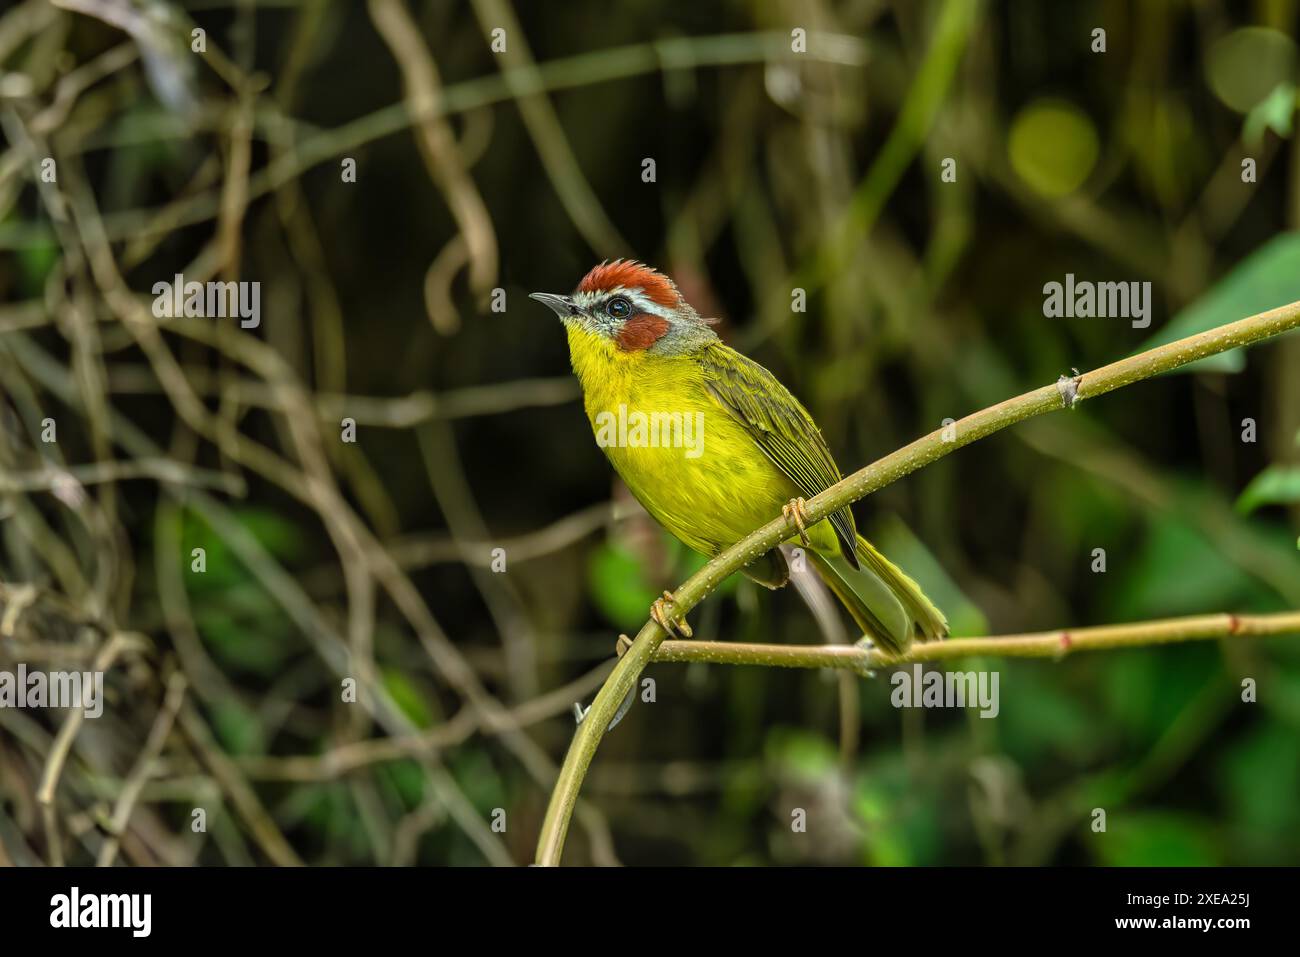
[{"xmin": 531, "ymin": 260, "xmax": 947, "ymax": 655}]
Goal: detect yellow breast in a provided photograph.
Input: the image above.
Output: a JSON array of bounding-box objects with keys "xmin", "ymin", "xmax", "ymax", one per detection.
[{"xmin": 565, "ymin": 325, "xmax": 833, "ymax": 557}]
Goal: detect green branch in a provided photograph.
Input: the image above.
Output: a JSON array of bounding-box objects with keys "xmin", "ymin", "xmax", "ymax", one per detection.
[
  {"xmin": 651, "ymin": 611, "xmax": 1300, "ymax": 673},
  {"xmin": 534, "ymin": 297, "xmax": 1300, "ymax": 866}
]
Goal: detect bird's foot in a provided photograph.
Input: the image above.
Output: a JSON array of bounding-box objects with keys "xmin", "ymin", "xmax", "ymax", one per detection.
[
  {"xmin": 650, "ymin": 590, "xmax": 693, "ymax": 638},
  {"xmin": 782, "ymin": 496, "xmax": 813, "ymax": 547}
]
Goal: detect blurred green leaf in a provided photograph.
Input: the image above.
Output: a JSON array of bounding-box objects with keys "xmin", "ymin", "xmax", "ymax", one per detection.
[
  {"xmin": 1108, "ymin": 517, "xmax": 1263, "ymax": 620},
  {"xmin": 586, "ymin": 533, "xmax": 741, "ymax": 630},
  {"xmin": 1207, "ymin": 27, "xmax": 1297, "ymax": 113},
  {"xmin": 1260, "ymin": 667, "xmax": 1300, "ymax": 724},
  {"xmin": 198, "ymin": 603, "xmax": 296, "ymax": 676},
  {"xmin": 449, "ymin": 749, "xmax": 508, "ymax": 815},
  {"xmin": 379, "ymin": 759, "xmax": 426, "ymax": 809},
  {"xmin": 1008, "ymin": 99, "xmax": 1099, "ymax": 197},
  {"xmin": 1094, "ymin": 812, "xmax": 1221, "ymax": 865},
  {"xmin": 764, "ymin": 726, "xmax": 836, "ymax": 782},
  {"xmin": 998, "ymin": 664, "xmax": 1101, "ymax": 763},
  {"xmin": 1243, "ymin": 82, "xmax": 1297, "ymax": 145},
  {"xmin": 853, "ymin": 754, "xmax": 945, "ymax": 866},
  {"xmin": 17, "ymin": 234, "xmax": 58, "ymax": 296},
  {"xmin": 853, "ymin": 783, "xmax": 913, "ymax": 865},
  {"xmin": 210, "ymin": 700, "xmax": 265, "ymax": 756},
  {"xmin": 1236, "ymin": 465, "xmax": 1300, "ymax": 514},
  {"xmin": 182, "ymin": 506, "xmax": 306, "ymax": 592},
  {"xmin": 381, "ymin": 668, "xmax": 434, "ymax": 729},
  {"xmin": 1101, "ymin": 652, "xmax": 1162, "ymax": 740},
  {"xmin": 869, "ymin": 514, "xmax": 988, "ymax": 636},
  {"xmin": 586, "ymin": 540, "xmax": 662, "ymax": 629},
  {"xmin": 1134, "ymin": 232, "xmax": 1300, "ymax": 373},
  {"xmin": 300, "ymin": 783, "xmax": 367, "ymax": 854},
  {"xmin": 1220, "ymin": 724, "xmax": 1300, "ymax": 846},
  {"xmin": 234, "ymin": 508, "xmax": 307, "ymax": 562},
  {"xmin": 1100, "ymin": 647, "xmax": 1217, "ymax": 742}
]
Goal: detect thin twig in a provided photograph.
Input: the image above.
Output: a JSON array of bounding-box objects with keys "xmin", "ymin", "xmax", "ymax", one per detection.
[
  {"xmin": 36, "ymin": 632, "xmax": 131, "ymax": 866},
  {"xmin": 177, "ymin": 702, "xmax": 304, "ymax": 867},
  {"xmin": 0, "ymin": 31, "xmax": 870, "ymax": 250},
  {"xmin": 0, "ymin": 459, "xmax": 245, "ymax": 495},
  {"xmin": 651, "ymin": 611, "xmax": 1300, "ymax": 671},
  {"xmin": 368, "ymin": 0, "xmax": 498, "ymax": 315},
  {"xmin": 96, "ymin": 672, "xmax": 188, "ymax": 867}
]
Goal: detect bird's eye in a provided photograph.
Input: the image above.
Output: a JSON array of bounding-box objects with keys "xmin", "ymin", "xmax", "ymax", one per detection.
[{"xmin": 605, "ymin": 296, "xmax": 632, "ymax": 320}]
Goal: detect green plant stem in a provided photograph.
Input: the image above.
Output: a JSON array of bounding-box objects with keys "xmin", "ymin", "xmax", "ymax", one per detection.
[
  {"xmin": 534, "ymin": 297, "xmax": 1300, "ymax": 866},
  {"xmin": 805, "ymin": 0, "xmax": 979, "ymax": 291},
  {"xmin": 652, "ymin": 611, "xmax": 1300, "ymax": 672}
]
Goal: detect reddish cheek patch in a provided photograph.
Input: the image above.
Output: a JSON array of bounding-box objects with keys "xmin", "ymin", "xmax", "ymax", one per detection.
[{"xmin": 616, "ymin": 314, "xmax": 670, "ymax": 351}]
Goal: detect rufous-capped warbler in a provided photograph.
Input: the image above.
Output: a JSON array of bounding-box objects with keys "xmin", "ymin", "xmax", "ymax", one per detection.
[{"xmin": 531, "ymin": 261, "xmax": 946, "ymax": 654}]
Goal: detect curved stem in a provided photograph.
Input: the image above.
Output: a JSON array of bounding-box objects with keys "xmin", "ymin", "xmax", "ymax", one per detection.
[{"xmin": 534, "ymin": 297, "xmax": 1300, "ymax": 865}]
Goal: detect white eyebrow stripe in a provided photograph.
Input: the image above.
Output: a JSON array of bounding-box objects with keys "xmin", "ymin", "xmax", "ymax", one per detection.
[{"xmin": 573, "ymin": 286, "xmax": 675, "ymax": 319}]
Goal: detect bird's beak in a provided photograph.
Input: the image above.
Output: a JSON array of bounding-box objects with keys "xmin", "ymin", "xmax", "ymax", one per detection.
[{"xmin": 529, "ymin": 292, "xmax": 579, "ymax": 318}]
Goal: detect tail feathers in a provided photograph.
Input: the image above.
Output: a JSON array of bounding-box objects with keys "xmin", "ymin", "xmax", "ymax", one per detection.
[
  {"xmin": 855, "ymin": 536, "xmax": 949, "ymax": 642},
  {"xmin": 808, "ymin": 536, "xmax": 948, "ymax": 655}
]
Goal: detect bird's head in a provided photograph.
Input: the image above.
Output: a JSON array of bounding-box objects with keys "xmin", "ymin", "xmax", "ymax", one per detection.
[{"xmin": 530, "ymin": 260, "xmax": 717, "ymax": 355}]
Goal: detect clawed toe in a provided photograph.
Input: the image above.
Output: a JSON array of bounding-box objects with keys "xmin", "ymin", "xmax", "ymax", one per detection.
[
  {"xmin": 650, "ymin": 590, "xmax": 693, "ymax": 638},
  {"xmin": 782, "ymin": 496, "xmax": 813, "ymax": 547}
]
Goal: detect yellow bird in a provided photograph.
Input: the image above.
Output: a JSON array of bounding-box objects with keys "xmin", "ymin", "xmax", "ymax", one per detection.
[{"xmin": 531, "ymin": 261, "xmax": 946, "ymax": 655}]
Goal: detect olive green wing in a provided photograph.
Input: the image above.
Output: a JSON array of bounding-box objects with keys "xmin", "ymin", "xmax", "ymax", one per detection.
[{"xmin": 697, "ymin": 341, "xmax": 859, "ymax": 567}]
